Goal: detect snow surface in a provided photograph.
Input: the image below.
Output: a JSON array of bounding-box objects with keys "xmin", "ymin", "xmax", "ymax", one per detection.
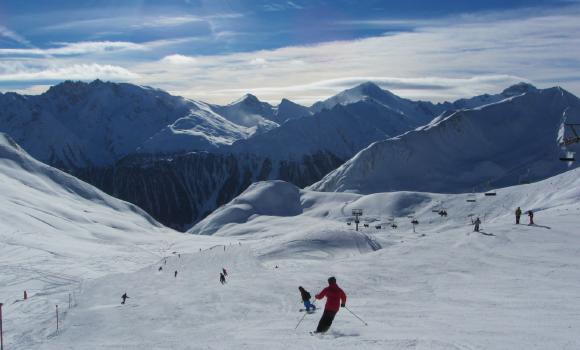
[
  {"xmin": 19, "ymin": 167, "xmax": 580, "ymax": 350},
  {"xmin": 0, "ymin": 133, "xmax": 225, "ymax": 349},
  {"xmin": 311, "ymin": 86, "xmax": 580, "ymax": 194}
]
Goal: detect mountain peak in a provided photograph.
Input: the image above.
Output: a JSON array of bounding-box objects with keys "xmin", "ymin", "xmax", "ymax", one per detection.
[
  {"xmin": 233, "ymin": 93, "xmax": 261, "ymax": 105},
  {"xmin": 501, "ymin": 82, "xmax": 537, "ymax": 97},
  {"xmin": 355, "ymin": 81, "xmax": 383, "ymax": 91}
]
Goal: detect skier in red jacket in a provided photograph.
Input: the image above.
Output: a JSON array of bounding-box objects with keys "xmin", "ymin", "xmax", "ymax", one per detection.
[{"xmin": 314, "ymin": 276, "xmax": 347, "ymax": 333}]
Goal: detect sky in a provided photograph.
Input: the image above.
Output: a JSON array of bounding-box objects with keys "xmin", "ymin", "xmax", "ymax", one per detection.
[{"xmin": 1, "ymin": 0, "xmax": 580, "ymax": 105}]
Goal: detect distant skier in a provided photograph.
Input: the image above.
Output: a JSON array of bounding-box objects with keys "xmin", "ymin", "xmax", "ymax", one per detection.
[
  {"xmin": 313, "ymin": 277, "xmax": 347, "ymax": 333},
  {"xmin": 474, "ymin": 217, "xmax": 481, "ymax": 232},
  {"xmin": 528, "ymin": 210, "xmax": 534, "ymax": 225},
  {"xmin": 515, "ymin": 207, "xmax": 522, "ymax": 224},
  {"xmin": 121, "ymin": 293, "xmax": 129, "ymax": 304},
  {"xmin": 299, "ymin": 286, "xmax": 316, "ymax": 312},
  {"xmin": 158, "ymin": 266, "xmax": 163, "ymax": 272},
  {"xmin": 174, "ymin": 270, "xmax": 178, "ymax": 278},
  {"xmin": 24, "ymin": 290, "xmax": 28, "ymax": 300},
  {"xmin": 220, "ymin": 272, "xmax": 226, "ymax": 284},
  {"xmin": 222, "ymin": 268, "xmax": 228, "ymax": 277}
]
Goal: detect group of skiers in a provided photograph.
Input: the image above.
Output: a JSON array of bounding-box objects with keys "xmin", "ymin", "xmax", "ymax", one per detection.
[
  {"xmin": 120, "ymin": 247, "xmax": 352, "ymax": 334},
  {"xmin": 473, "ymin": 207, "xmax": 536, "ymax": 232},
  {"xmin": 299, "ymin": 276, "xmax": 348, "ymax": 334},
  {"xmin": 515, "ymin": 207, "xmax": 534, "ymax": 225}
]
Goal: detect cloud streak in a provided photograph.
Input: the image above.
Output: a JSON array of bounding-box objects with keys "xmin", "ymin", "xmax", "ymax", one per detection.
[{"xmin": 0, "ymin": 63, "xmax": 138, "ymax": 82}]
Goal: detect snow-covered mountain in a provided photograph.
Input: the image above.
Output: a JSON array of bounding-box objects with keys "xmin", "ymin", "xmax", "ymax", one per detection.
[
  {"xmin": 211, "ymin": 94, "xmax": 312, "ymax": 130},
  {"xmin": 447, "ymin": 82, "xmax": 539, "ymax": 110},
  {"xmin": 74, "ymin": 93, "xmax": 431, "ymax": 230},
  {"xmin": 231, "ymin": 98, "xmax": 421, "ymax": 159},
  {"xmin": 311, "ymin": 85, "xmax": 580, "ymax": 194},
  {"xmin": 0, "ymin": 80, "xmax": 249, "ymax": 168},
  {"xmin": 310, "ymin": 82, "xmax": 443, "ymax": 125},
  {"xmin": 211, "ymin": 93, "xmax": 279, "ymax": 130},
  {"xmin": 274, "ymin": 98, "xmax": 313, "ymax": 123}
]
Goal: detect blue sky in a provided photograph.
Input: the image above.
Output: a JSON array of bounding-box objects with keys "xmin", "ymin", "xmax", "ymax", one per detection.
[{"xmin": 1, "ymin": 0, "xmax": 580, "ymax": 104}]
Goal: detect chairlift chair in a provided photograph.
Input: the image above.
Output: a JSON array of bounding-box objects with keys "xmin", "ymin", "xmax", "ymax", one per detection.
[{"xmin": 484, "ymin": 180, "xmax": 496, "ymax": 196}]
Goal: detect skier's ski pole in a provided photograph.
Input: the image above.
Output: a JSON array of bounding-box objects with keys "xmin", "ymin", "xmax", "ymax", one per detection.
[
  {"xmin": 345, "ymin": 306, "xmax": 368, "ymax": 326},
  {"xmin": 294, "ymin": 311, "xmax": 308, "ymax": 330}
]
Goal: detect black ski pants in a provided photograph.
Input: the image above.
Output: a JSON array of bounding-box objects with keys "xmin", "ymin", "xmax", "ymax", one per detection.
[{"xmin": 316, "ymin": 309, "xmax": 337, "ymax": 333}]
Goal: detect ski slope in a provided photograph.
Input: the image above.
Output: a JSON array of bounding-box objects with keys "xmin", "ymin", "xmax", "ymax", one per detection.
[
  {"xmin": 13, "ymin": 171, "xmax": 579, "ymax": 349},
  {"xmin": 0, "ymin": 133, "xmax": 226, "ymax": 349},
  {"xmin": 2, "ymin": 131, "xmax": 580, "ymax": 349}
]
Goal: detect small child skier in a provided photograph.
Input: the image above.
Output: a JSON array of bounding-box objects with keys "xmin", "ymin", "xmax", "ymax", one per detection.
[{"xmin": 299, "ymin": 286, "xmax": 316, "ymax": 312}]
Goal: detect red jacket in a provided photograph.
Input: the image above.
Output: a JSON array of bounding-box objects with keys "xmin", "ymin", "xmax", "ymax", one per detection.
[{"xmin": 316, "ymin": 282, "xmax": 347, "ymax": 312}]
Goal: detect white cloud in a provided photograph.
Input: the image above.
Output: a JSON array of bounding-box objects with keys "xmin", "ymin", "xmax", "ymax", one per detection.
[
  {"xmin": 0, "ymin": 63, "xmax": 138, "ymax": 82},
  {"xmin": 130, "ymin": 7, "xmax": 580, "ymax": 104},
  {"xmin": 0, "ymin": 25, "xmax": 33, "ymax": 47},
  {"xmin": 3, "ymin": 6, "xmax": 580, "ymax": 105},
  {"xmin": 1, "ymin": 84, "xmax": 51, "ymax": 95},
  {"xmin": 161, "ymin": 54, "xmax": 197, "ymax": 65},
  {"xmin": 132, "ymin": 16, "xmax": 204, "ymax": 28},
  {"xmin": 0, "ymin": 41, "xmax": 146, "ymax": 56},
  {"xmin": 41, "ymin": 13, "xmax": 243, "ymax": 32},
  {"xmin": 249, "ymin": 58, "xmax": 267, "ymax": 65}
]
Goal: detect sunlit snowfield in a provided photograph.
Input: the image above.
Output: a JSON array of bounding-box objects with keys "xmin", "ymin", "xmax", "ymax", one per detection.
[{"xmin": 2, "ymin": 135, "xmax": 579, "ymax": 349}]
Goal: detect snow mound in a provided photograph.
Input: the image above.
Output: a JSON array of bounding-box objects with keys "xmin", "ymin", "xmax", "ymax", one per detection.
[
  {"xmin": 311, "ymin": 86, "xmax": 580, "ymax": 194},
  {"xmin": 191, "ymin": 181, "xmax": 302, "ymax": 235}
]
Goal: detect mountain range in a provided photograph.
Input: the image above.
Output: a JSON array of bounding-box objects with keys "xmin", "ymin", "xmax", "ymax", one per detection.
[{"xmin": 2, "ymin": 80, "xmax": 578, "ymax": 230}]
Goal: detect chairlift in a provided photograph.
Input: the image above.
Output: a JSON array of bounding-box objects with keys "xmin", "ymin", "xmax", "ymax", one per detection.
[
  {"xmin": 411, "ymin": 219, "xmax": 419, "ymax": 225},
  {"xmin": 466, "ymin": 189, "xmax": 477, "ymax": 202},
  {"xmin": 559, "ymin": 124, "xmax": 579, "ymax": 162},
  {"xmin": 484, "ymin": 180, "xmax": 496, "ymax": 196},
  {"xmin": 346, "ymin": 221, "xmax": 352, "ymax": 226},
  {"xmin": 562, "ymin": 123, "xmax": 580, "ymax": 146},
  {"xmin": 560, "ymin": 152, "xmax": 576, "ymax": 162}
]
